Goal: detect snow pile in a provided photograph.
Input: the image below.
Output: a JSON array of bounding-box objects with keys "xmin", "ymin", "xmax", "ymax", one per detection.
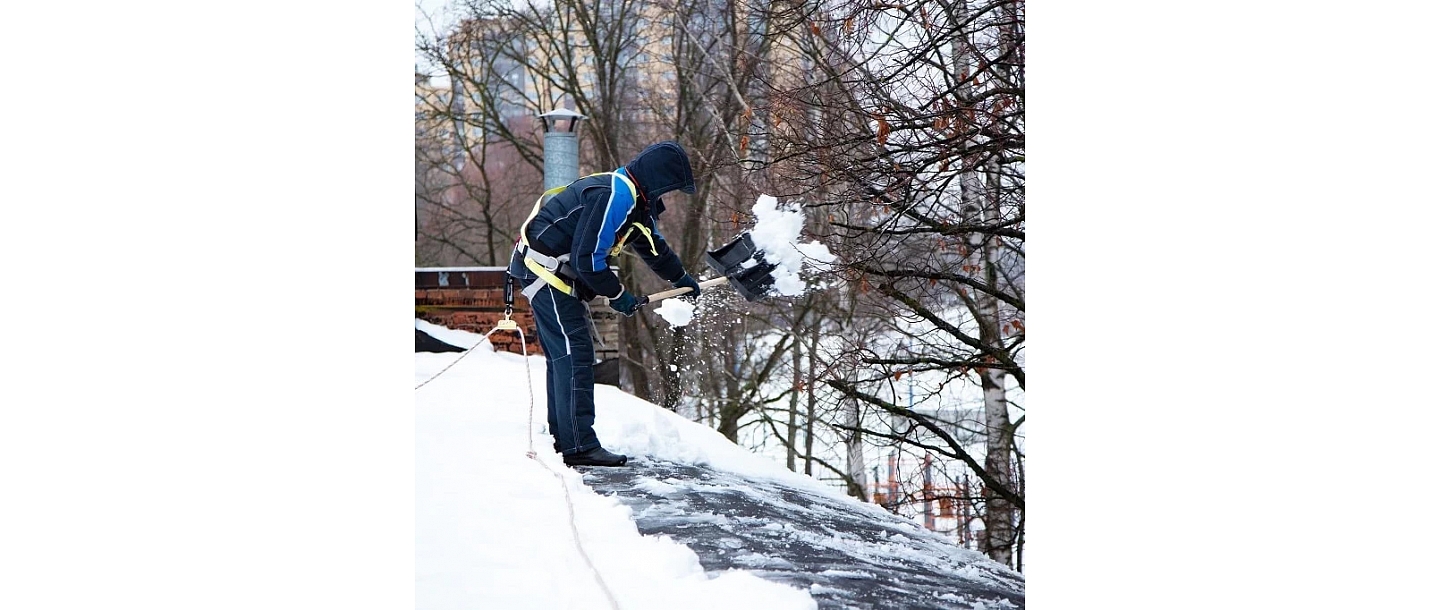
[
  {"xmin": 748, "ymin": 195, "xmax": 837, "ymax": 296},
  {"xmin": 654, "ymin": 298, "xmax": 696, "ymax": 327},
  {"xmin": 416, "ymin": 322, "xmax": 821, "ymax": 610}
]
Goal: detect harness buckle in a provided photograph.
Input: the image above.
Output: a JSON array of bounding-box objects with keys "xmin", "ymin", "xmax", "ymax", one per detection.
[{"xmin": 517, "ymin": 244, "xmax": 577, "ymax": 299}]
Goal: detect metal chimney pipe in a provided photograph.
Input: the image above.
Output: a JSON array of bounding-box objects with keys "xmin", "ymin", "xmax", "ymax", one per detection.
[{"xmin": 537, "ymin": 108, "xmax": 587, "ymax": 191}]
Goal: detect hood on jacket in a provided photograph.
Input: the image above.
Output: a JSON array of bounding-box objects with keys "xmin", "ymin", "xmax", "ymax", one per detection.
[{"xmin": 624, "ymin": 141, "xmax": 695, "ymax": 219}]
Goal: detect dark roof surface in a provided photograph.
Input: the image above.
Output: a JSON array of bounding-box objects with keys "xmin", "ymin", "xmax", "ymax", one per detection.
[{"xmin": 578, "ymin": 458, "xmax": 1025, "ymax": 609}]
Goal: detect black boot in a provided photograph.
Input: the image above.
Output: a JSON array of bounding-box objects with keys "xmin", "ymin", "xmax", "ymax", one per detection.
[{"xmin": 563, "ymin": 446, "xmax": 628, "ymax": 467}]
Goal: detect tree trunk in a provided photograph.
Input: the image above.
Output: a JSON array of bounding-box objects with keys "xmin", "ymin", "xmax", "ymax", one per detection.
[
  {"xmin": 845, "ymin": 391, "xmax": 866, "ymax": 501},
  {"xmin": 718, "ymin": 331, "xmax": 743, "ymax": 442},
  {"xmin": 977, "ymin": 156, "xmax": 1016, "ymax": 567},
  {"xmin": 804, "ymin": 318, "xmax": 818, "ymax": 476},
  {"xmin": 619, "ymin": 256, "xmax": 651, "ymax": 400},
  {"xmin": 842, "ymin": 350, "xmax": 867, "ymax": 500},
  {"xmin": 943, "ymin": 0, "xmax": 1018, "ymax": 567},
  {"xmin": 787, "ymin": 320, "xmax": 801, "ymax": 471},
  {"xmin": 979, "ymin": 366, "xmax": 1014, "ymax": 567},
  {"xmin": 660, "ymin": 326, "xmax": 685, "ymax": 411}
]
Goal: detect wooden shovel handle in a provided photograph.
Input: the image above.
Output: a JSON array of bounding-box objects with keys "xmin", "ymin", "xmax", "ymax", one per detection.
[{"xmin": 644, "ymin": 276, "xmax": 729, "ymax": 304}]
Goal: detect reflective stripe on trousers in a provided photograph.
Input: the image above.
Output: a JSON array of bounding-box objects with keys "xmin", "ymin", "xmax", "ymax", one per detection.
[{"xmin": 508, "ymin": 250, "xmax": 600, "ymax": 455}]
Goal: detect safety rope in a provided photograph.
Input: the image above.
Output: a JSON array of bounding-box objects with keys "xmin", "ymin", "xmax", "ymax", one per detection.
[
  {"xmin": 414, "ymin": 293, "xmax": 621, "ymax": 610},
  {"xmin": 412, "ymin": 330, "xmax": 495, "ymax": 390},
  {"xmin": 530, "ymin": 434, "xmax": 624, "ymax": 610},
  {"xmin": 509, "ymin": 308, "xmax": 622, "ymax": 610}
]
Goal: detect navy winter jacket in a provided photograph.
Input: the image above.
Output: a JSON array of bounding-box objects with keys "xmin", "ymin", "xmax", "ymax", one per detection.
[{"xmin": 523, "ymin": 141, "xmax": 697, "ymax": 299}]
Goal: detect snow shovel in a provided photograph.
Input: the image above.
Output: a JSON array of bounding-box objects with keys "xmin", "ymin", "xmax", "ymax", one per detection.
[
  {"xmin": 701, "ymin": 232, "xmax": 778, "ymax": 302},
  {"xmin": 640, "ymin": 276, "xmax": 731, "ymax": 305},
  {"xmin": 637, "ymin": 231, "xmax": 779, "ymax": 306}
]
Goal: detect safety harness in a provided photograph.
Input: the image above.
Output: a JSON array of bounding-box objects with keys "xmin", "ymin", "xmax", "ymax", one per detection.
[{"xmin": 514, "ymin": 171, "xmax": 659, "ymax": 300}]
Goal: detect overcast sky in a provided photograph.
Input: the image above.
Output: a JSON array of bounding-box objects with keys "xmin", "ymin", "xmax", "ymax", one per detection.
[{"xmin": 414, "ymin": 0, "xmax": 456, "ymax": 77}]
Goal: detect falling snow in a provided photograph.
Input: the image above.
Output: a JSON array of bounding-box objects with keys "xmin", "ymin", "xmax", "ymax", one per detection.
[{"xmin": 747, "ymin": 195, "xmax": 836, "ymax": 297}]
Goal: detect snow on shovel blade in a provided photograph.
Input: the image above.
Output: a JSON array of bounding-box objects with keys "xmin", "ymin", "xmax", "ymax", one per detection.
[{"xmin": 704, "ymin": 232, "xmax": 778, "ymax": 302}]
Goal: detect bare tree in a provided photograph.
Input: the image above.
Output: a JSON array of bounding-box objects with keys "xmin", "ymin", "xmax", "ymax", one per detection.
[{"xmin": 415, "ymin": 13, "xmax": 545, "ymax": 267}]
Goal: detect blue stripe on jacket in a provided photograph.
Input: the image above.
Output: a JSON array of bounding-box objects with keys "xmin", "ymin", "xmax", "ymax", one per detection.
[
  {"xmin": 567, "ymin": 172, "xmax": 634, "ymax": 298},
  {"xmin": 588, "ymin": 172, "xmax": 636, "ymax": 272}
]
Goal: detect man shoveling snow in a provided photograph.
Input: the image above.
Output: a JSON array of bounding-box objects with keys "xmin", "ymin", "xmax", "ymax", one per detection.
[
  {"xmin": 509, "ymin": 141, "xmax": 705, "ymax": 467},
  {"xmin": 509, "ymin": 138, "xmax": 837, "ymax": 468}
]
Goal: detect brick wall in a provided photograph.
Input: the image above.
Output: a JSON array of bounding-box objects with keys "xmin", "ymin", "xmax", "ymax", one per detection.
[{"xmin": 416, "ymin": 268, "xmax": 542, "ymax": 356}]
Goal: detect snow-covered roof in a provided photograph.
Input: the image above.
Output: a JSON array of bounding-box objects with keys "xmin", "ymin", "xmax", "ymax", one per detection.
[{"xmin": 415, "ymin": 319, "xmax": 1024, "ymax": 609}]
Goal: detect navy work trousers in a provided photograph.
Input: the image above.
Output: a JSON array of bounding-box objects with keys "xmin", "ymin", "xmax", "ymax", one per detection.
[{"xmin": 508, "ymin": 252, "xmax": 600, "ymax": 455}]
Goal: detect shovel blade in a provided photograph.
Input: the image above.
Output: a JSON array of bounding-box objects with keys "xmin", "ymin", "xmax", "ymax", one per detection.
[{"xmin": 704, "ymin": 232, "xmax": 777, "ymax": 302}]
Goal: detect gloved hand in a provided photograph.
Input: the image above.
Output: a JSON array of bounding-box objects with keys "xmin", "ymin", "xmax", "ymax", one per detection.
[
  {"xmin": 607, "ymin": 291, "xmax": 644, "ymax": 317},
  {"xmin": 672, "ymin": 274, "xmax": 702, "ymax": 302}
]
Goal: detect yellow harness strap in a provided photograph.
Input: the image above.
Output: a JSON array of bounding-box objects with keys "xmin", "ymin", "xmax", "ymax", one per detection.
[
  {"xmin": 518, "ymin": 183, "xmax": 571, "ymax": 250},
  {"xmin": 521, "ymin": 256, "xmax": 573, "ymax": 297},
  {"xmin": 610, "ymin": 222, "xmax": 658, "ymax": 257}
]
